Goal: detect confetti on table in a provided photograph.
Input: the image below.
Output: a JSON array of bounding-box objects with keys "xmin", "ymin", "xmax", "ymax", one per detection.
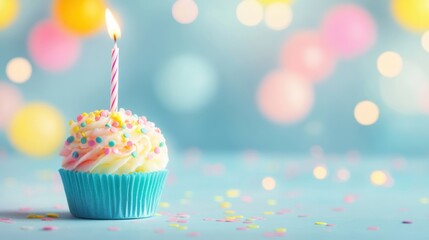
[
  {"xmin": 20, "ymin": 226, "xmax": 34, "ymax": 231},
  {"xmin": 0, "ymin": 218, "xmax": 13, "ymax": 224},
  {"xmin": 314, "ymin": 221, "xmax": 328, "ymax": 226},
  {"xmin": 226, "ymin": 189, "xmax": 240, "ymax": 198},
  {"xmin": 159, "ymin": 202, "xmax": 170, "ymax": 208},
  {"xmin": 42, "ymin": 226, "xmax": 58, "ymax": 231},
  {"xmin": 45, "ymin": 213, "xmax": 59, "ymax": 218},
  {"xmin": 367, "ymin": 226, "xmax": 379, "ymax": 231},
  {"xmin": 402, "ymin": 220, "xmax": 413, "ymax": 224},
  {"xmin": 107, "ymin": 226, "xmax": 121, "ymax": 231}
]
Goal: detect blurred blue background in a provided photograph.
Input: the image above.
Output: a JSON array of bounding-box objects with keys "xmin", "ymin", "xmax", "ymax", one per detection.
[{"xmin": 1, "ymin": 0, "xmax": 429, "ymax": 157}]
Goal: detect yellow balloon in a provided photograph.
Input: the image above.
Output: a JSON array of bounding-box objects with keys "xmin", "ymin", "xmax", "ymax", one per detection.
[
  {"xmin": 7, "ymin": 103, "xmax": 66, "ymax": 157},
  {"xmin": 53, "ymin": 0, "xmax": 106, "ymax": 36},
  {"xmin": 391, "ymin": 0, "xmax": 429, "ymax": 31},
  {"xmin": 258, "ymin": 0, "xmax": 293, "ymax": 6},
  {"xmin": 0, "ymin": 0, "xmax": 18, "ymax": 30}
]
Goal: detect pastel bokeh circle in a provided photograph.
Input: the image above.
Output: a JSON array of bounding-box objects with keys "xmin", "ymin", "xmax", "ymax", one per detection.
[
  {"xmin": 52, "ymin": 0, "xmax": 105, "ymax": 36},
  {"xmin": 280, "ymin": 31, "xmax": 336, "ymax": 83},
  {"xmin": 257, "ymin": 70, "xmax": 314, "ymax": 124},
  {"xmin": 28, "ymin": 20, "xmax": 80, "ymax": 72},
  {"xmin": 391, "ymin": 0, "xmax": 429, "ymax": 32},
  {"xmin": 321, "ymin": 4, "xmax": 376, "ymax": 58},
  {"xmin": 155, "ymin": 54, "xmax": 218, "ymax": 113},
  {"xmin": 0, "ymin": 81, "xmax": 23, "ymax": 129},
  {"xmin": 172, "ymin": 0, "xmax": 199, "ymax": 24},
  {"xmin": 7, "ymin": 102, "xmax": 66, "ymax": 157},
  {"xmin": 0, "ymin": 0, "xmax": 18, "ymax": 30}
]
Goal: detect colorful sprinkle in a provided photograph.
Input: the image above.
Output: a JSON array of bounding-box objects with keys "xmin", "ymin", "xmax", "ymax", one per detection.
[
  {"xmin": 72, "ymin": 151, "xmax": 79, "ymax": 158},
  {"xmin": 131, "ymin": 151, "xmax": 138, "ymax": 158},
  {"xmin": 88, "ymin": 140, "xmax": 96, "ymax": 147},
  {"xmin": 108, "ymin": 140, "xmax": 115, "ymax": 147},
  {"xmin": 96, "ymin": 137, "xmax": 103, "ymax": 144},
  {"xmin": 80, "ymin": 122, "xmax": 86, "ymax": 127},
  {"xmin": 105, "ymin": 123, "xmax": 112, "ymax": 128},
  {"xmin": 66, "ymin": 136, "xmax": 74, "ymax": 143},
  {"xmin": 154, "ymin": 147, "xmax": 160, "ymax": 154},
  {"xmin": 159, "ymin": 142, "xmax": 165, "ymax": 147},
  {"xmin": 104, "ymin": 148, "xmax": 111, "ymax": 155},
  {"xmin": 141, "ymin": 128, "xmax": 148, "ymax": 134},
  {"xmin": 127, "ymin": 141, "xmax": 133, "ymax": 147},
  {"xmin": 80, "ymin": 137, "xmax": 87, "ymax": 144}
]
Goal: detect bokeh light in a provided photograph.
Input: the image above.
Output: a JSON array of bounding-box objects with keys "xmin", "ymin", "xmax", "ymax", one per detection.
[
  {"xmin": 380, "ymin": 63, "xmax": 428, "ymax": 114},
  {"xmin": 421, "ymin": 31, "xmax": 429, "ymax": 52},
  {"xmin": 6, "ymin": 57, "xmax": 32, "ymax": 83},
  {"xmin": 52, "ymin": 0, "xmax": 105, "ymax": 36},
  {"xmin": 321, "ymin": 4, "xmax": 376, "ymax": 58},
  {"xmin": 262, "ymin": 176, "xmax": 276, "ymax": 190},
  {"xmin": 0, "ymin": 0, "xmax": 18, "ymax": 30},
  {"xmin": 7, "ymin": 102, "xmax": 66, "ymax": 157},
  {"xmin": 28, "ymin": 20, "xmax": 80, "ymax": 72},
  {"xmin": 0, "ymin": 81, "xmax": 23, "ymax": 129},
  {"xmin": 280, "ymin": 31, "xmax": 336, "ymax": 82},
  {"xmin": 264, "ymin": 3, "xmax": 292, "ymax": 31},
  {"xmin": 155, "ymin": 54, "xmax": 218, "ymax": 113},
  {"xmin": 337, "ymin": 168, "xmax": 350, "ymax": 181},
  {"xmin": 377, "ymin": 51, "xmax": 403, "ymax": 78},
  {"xmin": 391, "ymin": 0, "xmax": 429, "ymax": 32},
  {"xmin": 370, "ymin": 170, "xmax": 387, "ymax": 186},
  {"xmin": 258, "ymin": 0, "xmax": 293, "ymax": 6},
  {"xmin": 257, "ymin": 70, "xmax": 314, "ymax": 124},
  {"xmin": 313, "ymin": 166, "xmax": 327, "ymax": 180},
  {"xmin": 354, "ymin": 101, "xmax": 379, "ymax": 126},
  {"xmin": 172, "ymin": 0, "xmax": 198, "ymax": 24},
  {"xmin": 236, "ymin": 0, "xmax": 264, "ymax": 27}
]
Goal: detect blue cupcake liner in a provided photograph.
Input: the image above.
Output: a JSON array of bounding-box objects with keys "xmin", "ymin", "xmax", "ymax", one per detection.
[{"xmin": 59, "ymin": 169, "xmax": 168, "ymax": 220}]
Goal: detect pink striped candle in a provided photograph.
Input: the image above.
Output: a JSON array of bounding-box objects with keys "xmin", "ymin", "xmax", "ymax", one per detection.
[
  {"xmin": 110, "ymin": 43, "xmax": 119, "ymax": 112},
  {"xmin": 106, "ymin": 9, "xmax": 122, "ymax": 112}
]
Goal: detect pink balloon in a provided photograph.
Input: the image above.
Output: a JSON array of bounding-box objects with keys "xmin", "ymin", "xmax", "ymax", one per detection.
[
  {"xmin": 280, "ymin": 31, "xmax": 336, "ymax": 83},
  {"xmin": 0, "ymin": 81, "xmax": 23, "ymax": 129},
  {"xmin": 321, "ymin": 4, "xmax": 376, "ymax": 58},
  {"xmin": 28, "ymin": 20, "xmax": 80, "ymax": 72},
  {"xmin": 257, "ymin": 70, "xmax": 314, "ymax": 124}
]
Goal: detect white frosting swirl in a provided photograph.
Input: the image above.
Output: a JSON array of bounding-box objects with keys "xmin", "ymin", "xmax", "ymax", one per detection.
[{"xmin": 60, "ymin": 109, "xmax": 168, "ymax": 174}]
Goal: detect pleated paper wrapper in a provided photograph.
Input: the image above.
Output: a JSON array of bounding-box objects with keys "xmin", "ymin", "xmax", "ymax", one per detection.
[{"xmin": 59, "ymin": 169, "xmax": 168, "ymax": 219}]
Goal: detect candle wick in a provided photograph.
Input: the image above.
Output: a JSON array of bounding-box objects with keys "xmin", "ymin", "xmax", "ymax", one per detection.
[{"xmin": 113, "ymin": 34, "xmax": 117, "ymax": 42}]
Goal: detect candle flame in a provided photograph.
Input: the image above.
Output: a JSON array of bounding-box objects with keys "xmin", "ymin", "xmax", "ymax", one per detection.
[{"xmin": 105, "ymin": 9, "xmax": 121, "ymax": 41}]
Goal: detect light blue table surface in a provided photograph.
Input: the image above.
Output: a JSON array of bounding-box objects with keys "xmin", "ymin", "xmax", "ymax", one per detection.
[{"xmin": 0, "ymin": 151, "xmax": 428, "ymax": 239}]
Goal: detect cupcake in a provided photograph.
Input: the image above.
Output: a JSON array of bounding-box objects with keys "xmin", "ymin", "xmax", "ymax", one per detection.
[{"xmin": 59, "ymin": 109, "xmax": 169, "ymax": 219}]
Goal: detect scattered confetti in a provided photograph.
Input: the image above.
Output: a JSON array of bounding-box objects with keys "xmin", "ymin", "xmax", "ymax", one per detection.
[
  {"xmin": 367, "ymin": 226, "xmax": 379, "ymax": 231},
  {"xmin": 20, "ymin": 226, "xmax": 34, "ymax": 231},
  {"xmin": 107, "ymin": 226, "xmax": 121, "ymax": 231},
  {"xmin": 402, "ymin": 220, "xmax": 413, "ymax": 224},
  {"xmin": 45, "ymin": 213, "xmax": 59, "ymax": 218},
  {"xmin": 226, "ymin": 189, "xmax": 240, "ymax": 198},
  {"xmin": 0, "ymin": 218, "xmax": 13, "ymax": 224},
  {"xmin": 220, "ymin": 202, "xmax": 231, "ymax": 209},
  {"xmin": 314, "ymin": 221, "xmax": 328, "ymax": 226},
  {"xmin": 159, "ymin": 202, "xmax": 170, "ymax": 208},
  {"xmin": 42, "ymin": 226, "xmax": 58, "ymax": 231}
]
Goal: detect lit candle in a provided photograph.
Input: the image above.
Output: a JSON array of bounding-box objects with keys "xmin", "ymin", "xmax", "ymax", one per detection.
[{"xmin": 105, "ymin": 9, "xmax": 121, "ymax": 112}]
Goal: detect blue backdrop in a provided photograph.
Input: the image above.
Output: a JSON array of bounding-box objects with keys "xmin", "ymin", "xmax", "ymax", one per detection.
[{"xmin": 1, "ymin": 0, "xmax": 429, "ymax": 156}]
